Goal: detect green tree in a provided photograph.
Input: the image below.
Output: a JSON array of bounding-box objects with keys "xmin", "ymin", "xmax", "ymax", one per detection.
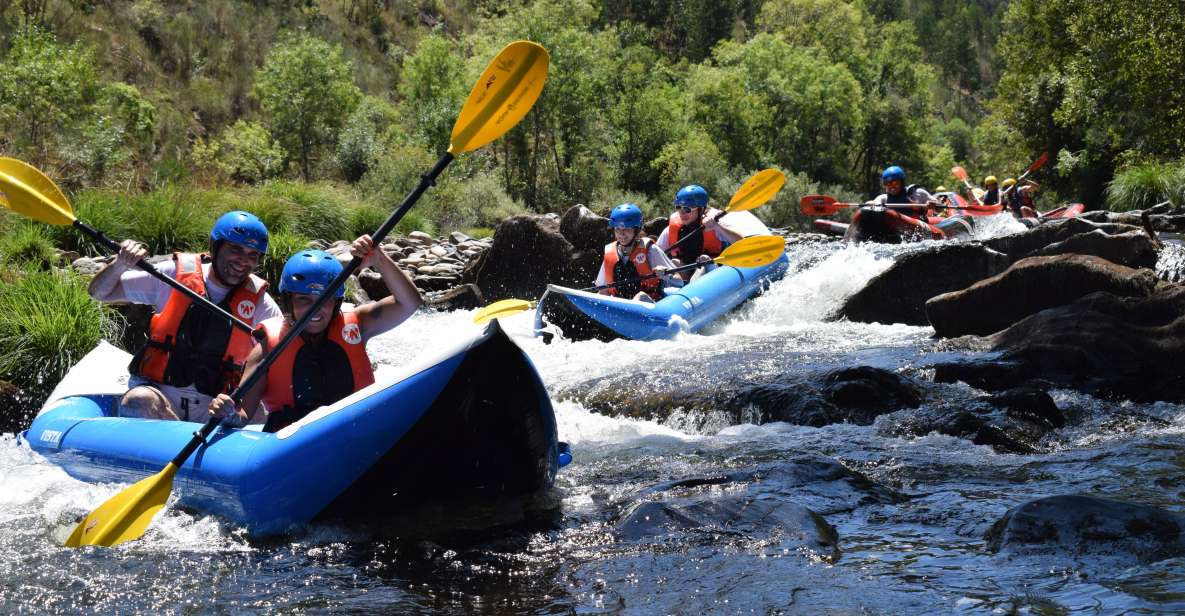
[
  {"xmin": 398, "ymin": 34, "xmax": 466, "ymax": 153},
  {"xmin": 607, "ymin": 45, "xmax": 686, "ymax": 194},
  {"xmin": 254, "ymin": 33, "xmax": 362, "ymax": 181},
  {"xmin": 0, "ymin": 27, "xmax": 101, "ymax": 163}
]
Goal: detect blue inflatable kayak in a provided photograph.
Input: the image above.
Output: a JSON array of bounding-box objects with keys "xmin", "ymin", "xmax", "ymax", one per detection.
[
  {"xmin": 534, "ymin": 250, "xmax": 790, "ymax": 342},
  {"xmin": 23, "ymin": 320, "xmax": 564, "ymax": 535}
]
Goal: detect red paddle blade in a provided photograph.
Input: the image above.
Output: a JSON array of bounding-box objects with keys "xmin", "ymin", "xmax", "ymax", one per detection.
[
  {"xmin": 799, "ymin": 194, "xmax": 842, "ymax": 216},
  {"xmin": 1028, "ymin": 151, "xmax": 1049, "ymax": 173},
  {"xmin": 951, "ymin": 166, "xmax": 969, "ymax": 182}
]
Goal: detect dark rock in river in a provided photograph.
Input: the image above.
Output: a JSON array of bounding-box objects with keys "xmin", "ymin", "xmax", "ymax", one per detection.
[
  {"xmin": 837, "ymin": 243, "xmax": 1011, "ymax": 325},
  {"xmin": 982, "ymin": 217, "xmax": 1144, "ymax": 262},
  {"xmin": 986, "ymin": 495, "xmax": 1185, "ymax": 565},
  {"xmin": 877, "ymin": 387, "xmax": 1063, "ymax": 454},
  {"xmin": 425, "ymin": 284, "xmax": 484, "ymax": 312},
  {"xmin": 567, "ymin": 365, "xmax": 923, "ymax": 430},
  {"xmin": 558, "ymin": 205, "xmax": 611, "ymax": 252},
  {"xmin": 935, "ymin": 285, "xmax": 1185, "ymax": 402},
  {"xmin": 461, "ymin": 215, "xmax": 598, "ymax": 302},
  {"xmin": 926, "ymin": 254, "xmax": 1163, "ymax": 338}
]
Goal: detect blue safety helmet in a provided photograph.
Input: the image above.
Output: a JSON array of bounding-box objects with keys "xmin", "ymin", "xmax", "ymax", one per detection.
[
  {"xmin": 211, "ymin": 211, "xmax": 269, "ymax": 254},
  {"xmin": 881, "ymin": 166, "xmax": 906, "ymax": 184},
  {"xmin": 278, "ymin": 250, "xmax": 345, "ymax": 298},
  {"xmin": 608, "ymin": 203, "xmax": 644, "ymax": 228},
  {"xmin": 674, "ymin": 184, "xmax": 709, "ymax": 208}
]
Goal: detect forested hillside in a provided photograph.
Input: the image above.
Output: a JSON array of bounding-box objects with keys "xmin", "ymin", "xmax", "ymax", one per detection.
[{"xmin": 1, "ymin": 0, "xmax": 1183, "ymax": 228}]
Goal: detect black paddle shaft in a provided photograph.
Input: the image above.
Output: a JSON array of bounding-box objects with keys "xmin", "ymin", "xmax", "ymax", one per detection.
[
  {"xmin": 72, "ymin": 219, "xmax": 255, "ymax": 334},
  {"xmin": 583, "ymin": 258, "xmax": 705, "ymax": 293},
  {"xmin": 663, "ymin": 211, "xmax": 726, "ymax": 257}
]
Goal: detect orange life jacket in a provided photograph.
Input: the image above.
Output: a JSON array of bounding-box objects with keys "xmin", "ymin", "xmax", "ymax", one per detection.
[
  {"xmin": 667, "ymin": 208, "xmax": 724, "ymax": 262},
  {"xmin": 131, "ymin": 252, "xmax": 268, "ymax": 396},
  {"xmin": 602, "ymin": 239, "xmax": 662, "ymax": 300},
  {"xmin": 260, "ymin": 310, "xmax": 374, "ymax": 432}
]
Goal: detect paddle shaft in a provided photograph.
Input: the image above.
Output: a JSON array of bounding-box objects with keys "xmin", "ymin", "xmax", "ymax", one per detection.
[
  {"xmin": 584, "ymin": 258, "xmax": 706, "ymax": 293},
  {"xmin": 1001, "ymin": 153, "xmax": 1049, "ymax": 199},
  {"xmin": 73, "ymin": 220, "xmax": 255, "ymax": 334}
]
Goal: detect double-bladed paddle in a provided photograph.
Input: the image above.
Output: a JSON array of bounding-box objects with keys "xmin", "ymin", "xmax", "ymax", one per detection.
[
  {"xmin": 1000, "ymin": 151, "xmax": 1049, "ymax": 199},
  {"xmin": 0, "ymin": 157, "xmax": 255, "ymax": 334},
  {"xmin": 64, "ymin": 40, "xmax": 550, "ymax": 548},
  {"xmin": 471, "ymin": 234, "xmax": 786, "ymax": 325},
  {"xmin": 799, "ymin": 194, "xmax": 1001, "ymax": 217},
  {"xmin": 950, "ymin": 166, "xmax": 985, "ymax": 207},
  {"xmin": 663, "ymin": 168, "xmax": 785, "ymax": 257}
]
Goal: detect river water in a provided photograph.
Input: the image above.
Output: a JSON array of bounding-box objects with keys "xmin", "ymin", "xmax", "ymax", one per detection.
[{"xmin": 4, "ymin": 219, "xmax": 1185, "ymax": 614}]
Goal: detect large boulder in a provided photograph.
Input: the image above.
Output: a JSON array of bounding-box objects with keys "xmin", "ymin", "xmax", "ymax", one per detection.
[
  {"xmin": 1031, "ymin": 229, "xmax": 1158, "ymax": 269},
  {"xmin": 926, "ymin": 254, "xmax": 1163, "ymax": 338},
  {"xmin": 876, "ymin": 387, "xmax": 1064, "ymax": 454},
  {"xmin": 558, "ymin": 205, "xmax": 611, "ymax": 252},
  {"xmin": 837, "ymin": 243, "xmax": 1011, "ymax": 325},
  {"xmin": 936, "ymin": 285, "xmax": 1185, "ymax": 402},
  {"xmin": 986, "ymin": 495, "xmax": 1185, "ymax": 565},
  {"xmin": 460, "ymin": 215, "xmax": 598, "ymax": 302},
  {"xmin": 982, "ymin": 217, "xmax": 1143, "ymax": 261}
]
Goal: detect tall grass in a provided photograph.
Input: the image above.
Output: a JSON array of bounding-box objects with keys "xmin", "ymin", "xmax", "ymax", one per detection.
[
  {"xmin": 0, "ymin": 224, "xmax": 58, "ymax": 269},
  {"xmin": 259, "ymin": 230, "xmax": 313, "ymax": 289},
  {"xmin": 1105, "ymin": 162, "xmax": 1185, "ymax": 212},
  {"xmin": 0, "ymin": 269, "xmax": 121, "ymax": 424}
]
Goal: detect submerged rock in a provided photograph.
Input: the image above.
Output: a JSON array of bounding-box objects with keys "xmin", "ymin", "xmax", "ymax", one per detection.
[
  {"xmin": 876, "ymin": 387, "xmax": 1063, "ymax": 454},
  {"xmin": 986, "ymin": 495, "xmax": 1185, "ymax": 565}
]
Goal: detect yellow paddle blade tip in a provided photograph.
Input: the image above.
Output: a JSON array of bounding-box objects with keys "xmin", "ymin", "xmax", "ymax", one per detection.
[
  {"xmin": 716, "ymin": 235, "xmax": 785, "ymax": 268},
  {"xmin": 473, "ymin": 298, "xmax": 535, "ymax": 325},
  {"xmin": 0, "ymin": 157, "xmax": 76, "ymax": 226},
  {"xmin": 728, "ymin": 168, "xmax": 785, "ymax": 212},
  {"xmin": 450, "ymin": 41, "xmax": 550, "ymax": 154},
  {"xmin": 64, "ymin": 463, "xmax": 178, "ymax": 548}
]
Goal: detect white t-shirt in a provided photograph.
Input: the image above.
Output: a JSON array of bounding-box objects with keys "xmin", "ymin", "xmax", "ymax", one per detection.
[
  {"xmin": 871, "ymin": 187, "xmax": 933, "ymax": 206},
  {"xmin": 115, "ymin": 259, "xmax": 282, "ymax": 322},
  {"xmin": 595, "ymin": 242, "xmax": 678, "ymax": 287}
]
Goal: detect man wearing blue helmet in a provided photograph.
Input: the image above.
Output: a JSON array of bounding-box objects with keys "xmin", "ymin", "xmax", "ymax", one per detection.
[
  {"xmin": 869, "ymin": 165, "xmax": 938, "ymax": 221},
  {"xmin": 656, "ymin": 184, "xmax": 742, "ymax": 279},
  {"xmin": 88, "ymin": 211, "xmax": 282, "ymax": 422},
  {"xmin": 595, "ymin": 203, "xmax": 677, "ymax": 302},
  {"xmin": 207, "ymin": 233, "xmax": 421, "ymax": 431}
]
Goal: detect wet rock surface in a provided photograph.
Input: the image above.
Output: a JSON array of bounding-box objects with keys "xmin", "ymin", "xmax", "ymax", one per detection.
[
  {"xmin": 926, "ymin": 254, "xmax": 1164, "ymax": 338},
  {"xmin": 566, "ymin": 365, "xmax": 923, "ymax": 431},
  {"xmin": 986, "ymin": 495, "xmax": 1185, "ymax": 565},
  {"xmin": 461, "ymin": 214, "xmax": 597, "ymax": 302},
  {"xmin": 876, "ymin": 387, "xmax": 1064, "ymax": 454}
]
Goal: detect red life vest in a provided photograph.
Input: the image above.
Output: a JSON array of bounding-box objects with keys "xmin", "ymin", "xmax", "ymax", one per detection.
[
  {"xmin": 667, "ymin": 208, "xmax": 724, "ymax": 261},
  {"xmin": 260, "ymin": 310, "xmax": 374, "ymax": 432},
  {"xmin": 602, "ymin": 239, "xmax": 662, "ymax": 300},
  {"xmin": 132, "ymin": 252, "xmax": 268, "ymax": 396}
]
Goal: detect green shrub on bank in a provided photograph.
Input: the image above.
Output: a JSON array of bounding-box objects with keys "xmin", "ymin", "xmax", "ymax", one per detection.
[
  {"xmin": 0, "ymin": 224, "xmax": 57, "ymax": 269},
  {"xmin": 0, "ymin": 269, "xmax": 120, "ymax": 424},
  {"xmin": 259, "ymin": 181, "xmax": 354, "ymax": 241},
  {"xmin": 1105, "ymin": 162, "xmax": 1185, "ymax": 212}
]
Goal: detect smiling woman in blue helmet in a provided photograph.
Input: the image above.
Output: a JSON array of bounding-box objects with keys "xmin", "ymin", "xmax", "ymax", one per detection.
[
  {"xmin": 868, "ymin": 165, "xmax": 939, "ymax": 221},
  {"xmin": 87, "ymin": 211, "xmax": 283, "ymax": 423},
  {"xmin": 594, "ymin": 203, "xmax": 678, "ymax": 302},
  {"xmin": 208, "ymin": 233, "xmax": 423, "ymax": 431}
]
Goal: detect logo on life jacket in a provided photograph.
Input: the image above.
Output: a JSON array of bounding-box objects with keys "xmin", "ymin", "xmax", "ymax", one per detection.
[
  {"xmin": 341, "ymin": 322, "xmax": 362, "ymax": 345},
  {"xmin": 633, "ymin": 253, "xmax": 646, "ymax": 264},
  {"xmin": 236, "ymin": 300, "xmax": 256, "ymax": 319}
]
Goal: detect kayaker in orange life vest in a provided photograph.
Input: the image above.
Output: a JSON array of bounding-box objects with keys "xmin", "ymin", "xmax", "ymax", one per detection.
[
  {"xmin": 655, "ymin": 184, "xmax": 742, "ymax": 282},
  {"xmin": 87, "ymin": 211, "xmax": 281, "ymax": 423},
  {"xmin": 207, "ymin": 235, "xmax": 422, "ymax": 431},
  {"xmin": 594, "ymin": 203, "xmax": 678, "ymax": 302}
]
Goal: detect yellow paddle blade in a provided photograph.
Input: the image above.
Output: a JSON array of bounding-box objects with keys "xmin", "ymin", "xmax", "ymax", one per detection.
[
  {"xmin": 473, "ymin": 298, "xmax": 536, "ymax": 325},
  {"xmin": 449, "ymin": 41, "xmax": 549, "ymax": 154},
  {"xmin": 0, "ymin": 157, "xmax": 76, "ymax": 226},
  {"xmin": 65, "ymin": 463, "xmax": 178, "ymax": 548},
  {"xmin": 728, "ymin": 168, "xmax": 785, "ymax": 212},
  {"xmin": 714, "ymin": 235, "xmax": 785, "ymax": 269}
]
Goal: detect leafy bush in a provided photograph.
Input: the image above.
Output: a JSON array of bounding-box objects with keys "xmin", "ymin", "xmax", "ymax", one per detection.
[
  {"xmin": 0, "ymin": 269, "xmax": 121, "ymax": 418},
  {"xmin": 761, "ymin": 169, "xmax": 862, "ymax": 231},
  {"xmin": 192, "ymin": 120, "xmax": 287, "ymax": 184},
  {"xmin": 431, "ymin": 171, "xmax": 527, "ymax": 231},
  {"xmin": 335, "ymin": 96, "xmax": 400, "ymax": 183},
  {"xmin": 1105, "ymin": 161, "xmax": 1185, "ymax": 212},
  {"xmin": 0, "ymin": 224, "xmax": 58, "ymax": 269}
]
